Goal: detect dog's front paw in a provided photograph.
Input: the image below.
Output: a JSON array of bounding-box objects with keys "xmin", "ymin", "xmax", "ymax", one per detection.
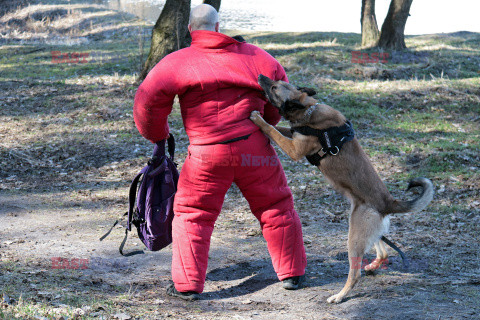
[
  {"xmin": 250, "ymin": 110, "xmax": 266, "ymax": 126},
  {"xmin": 327, "ymin": 293, "xmax": 344, "ymax": 304}
]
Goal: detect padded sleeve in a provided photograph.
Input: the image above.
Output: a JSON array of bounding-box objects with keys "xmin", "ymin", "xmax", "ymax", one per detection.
[{"xmin": 133, "ymin": 59, "xmax": 177, "ymax": 143}]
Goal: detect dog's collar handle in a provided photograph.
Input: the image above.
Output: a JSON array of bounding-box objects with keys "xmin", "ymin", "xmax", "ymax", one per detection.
[{"xmin": 293, "ymin": 121, "xmax": 355, "ymax": 166}]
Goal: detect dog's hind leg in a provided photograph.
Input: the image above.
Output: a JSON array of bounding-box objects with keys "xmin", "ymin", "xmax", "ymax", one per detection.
[
  {"xmin": 364, "ymin": 217, "xmax": 390, "ymax": 273},
  {"xmin": 364, "ymin": 240, "xmax": 388, "ymax": 273},
  {"xmin": 327, "ymin": 206, "xmax": 384, "ymax": 304}
]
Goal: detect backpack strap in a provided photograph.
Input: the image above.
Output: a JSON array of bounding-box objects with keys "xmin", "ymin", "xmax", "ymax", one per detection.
[
  {"xmin": 99, "ymin": 219, "xmax": 120, "ymax": 241},
  {"xmin": 167, "ymin": 134, "xmax": 175, "ymax": 161},
  {"xmin": 127, "ymin": 169, "xmax": 147, "ymax": 231},
  {"xmin": 119, "ymin": 228, "xmax": 144, "ymax": 257},
  {"xmin": 99, "ymin": 170, "xmax": 146, "ymax": 256},
  {"xmin": 119, "ymin": 168, "xmax": 148, "ymax": 256}
]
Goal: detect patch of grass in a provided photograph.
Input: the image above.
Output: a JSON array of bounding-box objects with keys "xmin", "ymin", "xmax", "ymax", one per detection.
[{"xmin": 0, "ymin": 259, "xmax": 139, "ymax": 319}]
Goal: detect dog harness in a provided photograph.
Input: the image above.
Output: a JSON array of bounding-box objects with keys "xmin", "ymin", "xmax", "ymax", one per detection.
[{"xmin": 292, "ymin": 121, "xmax": 355, "ymax": 166}]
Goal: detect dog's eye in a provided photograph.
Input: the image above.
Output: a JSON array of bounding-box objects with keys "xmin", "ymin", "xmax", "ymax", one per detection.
[{"xmin": 271, "ymin": 85, "xmax": 277, "ymax": 90}]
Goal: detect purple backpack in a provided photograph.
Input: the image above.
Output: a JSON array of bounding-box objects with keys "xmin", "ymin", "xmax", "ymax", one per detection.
[{"xmin": 100, "ymin": 135, "xmax": 179, "ymax": 256}]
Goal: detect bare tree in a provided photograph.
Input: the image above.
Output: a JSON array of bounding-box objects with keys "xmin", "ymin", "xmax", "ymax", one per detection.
[
  {"xmin": 361, "ymin": 0, "xmax": 379, "ymax": 47},
  {"xmin": 377, "ymin": 0, "xmax": 413, "ymax": 49},
  {"xmin": 138, "ymin": 0, "xmax": 191, "ymax": 81}
]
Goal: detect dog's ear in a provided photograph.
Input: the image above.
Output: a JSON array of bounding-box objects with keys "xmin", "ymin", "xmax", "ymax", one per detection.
[
  {"xmin": 282, "ymin": 99, "xmax": 306, "ymax": 112},
  {"xmin": 232, "ymin": 35, "xmax": 246, "ymax": 43},
  {"xmin": 296, "ymin": 86, "xmax": 317, "ymax": 96}
]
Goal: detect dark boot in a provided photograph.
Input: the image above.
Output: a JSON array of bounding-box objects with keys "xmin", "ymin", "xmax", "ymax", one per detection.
[
  {"xmin": 166, "ymin": 284, "xmax": 200, "ymax": 301},
  {"xmin": 282, "ymin": 275, "xmax": 305, "ymax": 290}
]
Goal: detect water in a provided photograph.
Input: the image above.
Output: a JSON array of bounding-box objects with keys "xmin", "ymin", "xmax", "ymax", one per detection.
[
  {"xmin": 94, "ymin": 0, "xmax": 480, "ymax": 34},
  {"xmin": 93, "ymin": 0, "xmax": 274, "ymax": 31},
  {"xmin": 93, "ymin": 0, "xmax": 365, "ymax": 32}
]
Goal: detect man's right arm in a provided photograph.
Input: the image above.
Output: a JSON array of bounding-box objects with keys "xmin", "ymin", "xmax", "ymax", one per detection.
[{"xmin": 133, "ymin": 60, "xmax": 177, "ymax": 143}]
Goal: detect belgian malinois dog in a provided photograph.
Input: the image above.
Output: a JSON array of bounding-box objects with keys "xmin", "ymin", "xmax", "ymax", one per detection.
[{"xmin": 250, "ymin": 74, "xmax": 434, "ymax": 303}]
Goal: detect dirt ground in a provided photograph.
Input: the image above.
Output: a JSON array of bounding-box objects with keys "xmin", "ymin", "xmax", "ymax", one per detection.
[
  {"xmin": 2, "ymin": 187, "xmax": 479, "ymax": 320},
  {"xmin": 1, "ymin": 1, "xmax": 479, "ymax": 320}
]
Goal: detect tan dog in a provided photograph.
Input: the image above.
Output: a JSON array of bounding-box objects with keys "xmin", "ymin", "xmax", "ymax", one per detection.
[{"xmin": 250, "ymin": 74, "xmax": 434, "ymax": 303}]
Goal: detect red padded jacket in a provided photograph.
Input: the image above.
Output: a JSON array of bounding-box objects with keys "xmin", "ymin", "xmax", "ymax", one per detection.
[{"xmin": 133, "ymin": 30, "xmax": 288, "ymax": 145}]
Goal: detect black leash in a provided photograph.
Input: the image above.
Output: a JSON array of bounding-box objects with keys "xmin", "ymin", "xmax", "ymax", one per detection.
[{"xmin": 381, "ymin": 235, "xmax": 410, "ymax": 269}]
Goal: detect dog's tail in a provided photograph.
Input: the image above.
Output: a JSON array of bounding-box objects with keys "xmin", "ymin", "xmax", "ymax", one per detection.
[{"xmin": 386, "ymin": 177, "xmax": 434, "ymax": 214}]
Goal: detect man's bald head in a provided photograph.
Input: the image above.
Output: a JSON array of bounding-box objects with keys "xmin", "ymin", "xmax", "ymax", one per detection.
[{"xmin": 189, "ymin": 4, "xmax": 219, "ymax": 32}]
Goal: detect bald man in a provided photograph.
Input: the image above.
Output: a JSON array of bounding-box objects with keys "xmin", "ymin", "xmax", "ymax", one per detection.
[
  {"xmin": 134, "ymin": 4, "xmax": 307, "ymax": 300},
  {"xmin": 188, "ymin": 3, "xmax": 219, "ymax": 31}
]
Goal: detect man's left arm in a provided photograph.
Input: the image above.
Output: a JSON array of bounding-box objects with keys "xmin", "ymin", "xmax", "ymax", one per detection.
[{"xmin": 133, "ymin": 60, "xmax": 177, "ymax": 143}]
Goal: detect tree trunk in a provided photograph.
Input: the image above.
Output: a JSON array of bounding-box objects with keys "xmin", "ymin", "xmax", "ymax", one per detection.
[
  {"xmin": 203, "ymin": 0, "xmax": 221, "ymax": 12},
  {"xmin": 377, "ymin": 0, "xmax": 413, "ymax": 50},
  {"xmin": 361, "ymin": 0, "xmax": 379, "ymax": 47},
  {"xmin": 138, "ymin": 0, "xmax": 191, "ymax": 81}
]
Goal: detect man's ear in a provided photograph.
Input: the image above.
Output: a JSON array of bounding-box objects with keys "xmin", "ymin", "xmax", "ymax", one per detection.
[{"xmin": 296, "ymin": 86, "xmax": 317, "ymax": 96}]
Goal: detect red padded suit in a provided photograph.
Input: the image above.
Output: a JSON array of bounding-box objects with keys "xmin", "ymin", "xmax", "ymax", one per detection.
[
  {"xmin": 134, "ymin": 30, "xmax": 285, "ymax": 145},
  {"xmin": 134, "ymin": 30, "xmax": 306, "ymax": 293}
]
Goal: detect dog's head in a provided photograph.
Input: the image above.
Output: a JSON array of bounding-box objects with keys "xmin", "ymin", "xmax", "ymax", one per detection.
[{"xmin": 258, "ymin": 74, "xmax": 316, "ymax": 119}]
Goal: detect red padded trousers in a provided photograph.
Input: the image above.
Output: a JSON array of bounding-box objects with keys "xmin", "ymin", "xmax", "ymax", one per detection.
[{"xmin": 171, "ymin": 130, "xmax": 307, "ymax": 293}]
